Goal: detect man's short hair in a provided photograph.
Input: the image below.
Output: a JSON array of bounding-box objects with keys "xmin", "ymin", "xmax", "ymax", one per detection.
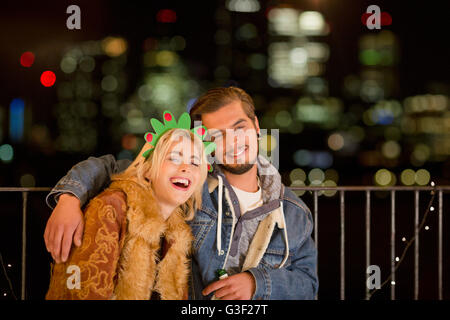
[{"xmin": 189, "ymin": 86, "xmax": 256, "ymax": 123}]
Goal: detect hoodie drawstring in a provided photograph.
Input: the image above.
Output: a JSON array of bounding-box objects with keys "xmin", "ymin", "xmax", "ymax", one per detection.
[
  {"xmin": 216, "ymin": 175, "xmax": 223, "ymax": 256},
  {"xmin": 278, "ymin": 200, "xmax": 290, "ymax": 269}
]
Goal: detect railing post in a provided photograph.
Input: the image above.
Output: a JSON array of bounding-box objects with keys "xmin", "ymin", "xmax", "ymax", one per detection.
[
  {"xmin": 314, "ymin": 190, "xmax": 318, "ymax": 252},
  {"xmin": 438, "ymin": 190, "xmax": 443, "ymax": 300},
  {"xmin": 414, "ymin": 190, "xmax": 419, "ymax": 300},
  {"xmin": 365, "ymin": 190, "xmax": 371, "ymax": 300},
  {"xmin": 390, "ymin": 190, "xmax": 396, "ymax": 300},
  {"xmin": 340, "ymin": 190, "xmax": 345, "ymax": 300},
  {"xmin": 21, "ymin": 191, "xmax": 28, "ymax": 300}
]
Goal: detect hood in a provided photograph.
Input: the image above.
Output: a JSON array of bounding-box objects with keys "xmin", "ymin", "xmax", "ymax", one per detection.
[{"xmin": 207, "ymin": 155, "xmax": 290, "ymax": 271}]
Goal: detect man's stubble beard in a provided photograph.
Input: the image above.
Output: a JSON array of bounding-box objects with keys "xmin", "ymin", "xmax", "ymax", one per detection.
[{"xmin": 218, "ymin": 163, "xmax": 255, "ymax": 175}]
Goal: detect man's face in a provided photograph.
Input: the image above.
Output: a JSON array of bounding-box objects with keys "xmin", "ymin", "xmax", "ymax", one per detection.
[{"xmin": 201, "ymin": 100, "xmax": 260, "ymax": 175}]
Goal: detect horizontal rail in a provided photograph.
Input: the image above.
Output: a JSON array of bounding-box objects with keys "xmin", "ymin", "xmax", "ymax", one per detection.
[{"xmin": 289, "ymin": 186, "xmax": 450, "ymax": 191}]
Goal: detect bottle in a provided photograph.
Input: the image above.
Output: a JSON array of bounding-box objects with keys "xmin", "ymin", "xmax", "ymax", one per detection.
[{"xmin": 211, "ymin": 269, "xmax": 228, "ymax": 300}]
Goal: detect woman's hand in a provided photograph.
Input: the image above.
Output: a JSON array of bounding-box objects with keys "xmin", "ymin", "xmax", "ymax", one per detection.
[{"xmin": 43, "ymin": 194, "xmax": 84, "ymax": 263}]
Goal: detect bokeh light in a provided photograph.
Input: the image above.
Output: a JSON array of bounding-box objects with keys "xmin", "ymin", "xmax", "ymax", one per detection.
[
  {"xmin": 308, "ymin": 168, "xmax": 325, "ymax": 184},
  {"xmin": 328, "ymin": 133, "xmax": 344, "ymax": 151},
  {"xmin": 290, "ymin": 168, "xmax": 306, "ymax": 183},
  {"xmin": 156, "ymin": 9, "xmax": 177, "ymax": 23},
  {"xmin": 40, "ymin": 71, "xmax": 56, "ymax": 87},
  {"xmin": 20, "ymin": 174, "xmax": 36, "ymax": 187},
  {"xmin": 290, "ymin": 179, "xmax": 306, "ymax": 196},
  {"xmin": 400, "ymin": 169, "xmax": 415, "ymax": 185},
  {"xmin": 293, "ymin": 149, "xmax": 312, "ymax": 166},
  {"xmin": 0, "ymin": 144, "xmax": 13, "ymax": 162},
  {"xmin": 375, "ymin": 169, "xmax": 392, "ymax": 186},
  {"xmin": 20, "ymin": 51, "xmax": 35, "ymax": 67},
  {"xmin": 259, "ymin": 133, "xmax": 277, "ymax": 152},
  {"xmin": 323, "ymin": 180, "xmax": 337, "ymax": 197},
  {"xmin": 415, "ymin": 169, "xmax": 430, "ymax": 185},
  {"xmin": 102, "ymin": 37, "xmax": 128, "ymax": 57},
  {"xmin": 381, "ymin": 140, "xmax": 401, "ymax": 159}
]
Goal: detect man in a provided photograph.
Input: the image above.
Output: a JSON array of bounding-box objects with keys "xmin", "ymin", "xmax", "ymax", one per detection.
[{"xmin": 44, "ymin": 86, "xmax": 318, "ymax": 300}]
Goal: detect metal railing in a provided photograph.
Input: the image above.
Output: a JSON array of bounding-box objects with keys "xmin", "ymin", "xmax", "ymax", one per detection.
[
  {"xmin": 0, "ymin": 186, "xmax": 448, "ymax": 300},
  {"xmin": 0, "ymin": 187, "xmax": 51, "ymax": 300},
  {"xmin": 290, "ymin": 185, "xmax": 449, "ymax": 300}
]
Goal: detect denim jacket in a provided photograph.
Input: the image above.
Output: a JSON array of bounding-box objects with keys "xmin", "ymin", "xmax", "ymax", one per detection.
[{"xmin": 46, "ymin": 155, "xmax": 318, "ymax": 300}]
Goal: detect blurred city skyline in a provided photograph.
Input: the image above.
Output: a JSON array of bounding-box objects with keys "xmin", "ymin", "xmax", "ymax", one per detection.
[{"xmin": 0, "ymin": 0, "xmax": 449, "ymax": 191}]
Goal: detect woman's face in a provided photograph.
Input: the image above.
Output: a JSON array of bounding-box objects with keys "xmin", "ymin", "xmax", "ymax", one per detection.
[{"xmin": 151, "ymin": 136, "xmax": 203, "ymax": 208}]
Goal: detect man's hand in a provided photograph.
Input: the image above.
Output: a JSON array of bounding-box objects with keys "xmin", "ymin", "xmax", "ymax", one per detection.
[
  {"xmin": 43, "ymin": 194, "xmax": 84, "ymax": 263},
  {"xmin": 202, "ymin": 272, "xmax": 256, "ymax": 300}
]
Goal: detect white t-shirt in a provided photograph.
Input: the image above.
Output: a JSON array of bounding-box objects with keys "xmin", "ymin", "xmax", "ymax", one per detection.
[{"xmin": 230, "ymin": 177, "xmax": 263, "ymax": 215}]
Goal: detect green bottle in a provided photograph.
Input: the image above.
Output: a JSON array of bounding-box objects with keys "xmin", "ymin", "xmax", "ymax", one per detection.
[{"xmin": 211, "ymin": 269, "xmax": 229, "ymax": 300}]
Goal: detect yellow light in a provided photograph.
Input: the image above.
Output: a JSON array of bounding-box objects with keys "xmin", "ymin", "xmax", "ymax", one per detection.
[
  {"xmin": 375, "ymin": 169, "xmax": 391, "ymax": 186},
  {"xmin": 156, "ymin": 50, "xmax": 178, "ymax": 67},
  {"xmin": 415, "ymin": 169, "xmax": 430, "ymax": 185},
  {"xmin": 328, "ymin": 133, "xmax": 344, "ymax": 151},
  {"xmin": 260, "ymin": 134, "xmax": 277, "ymax": 152},
  {"xmin": 325, "ymin": 168, "xmax": 339, "ymax": 183},
  {"xmin": 290, "ymin": 168, "xmax": 306, "ymax": 183},
  {"xmin": 290, "ymin": 179, "xmax": 306, "ymax": 196},
  {"xmin": 102, "ymin": 37, "xmax": 127, "ymax": 57},
  {"xmin": 381, "ymin": 140, "xmax": 401, "ymax": 159},
  {"xmin": 323, "ymin": 180, "xmax": 337, "ymax": 197},
  {"xmin": 275, "ymin": 110, "xmax": 292, "ymax": 127},
  {"xmin": 308, "ymin": 168, "xmax": 325, "ymax": 184},
  {"xmin": 400, "ymin": 169, "xmax": 415, "ymax": 186},
  {"xmin": 412, "ymin": 144, "xmax": 430, "ymax": 162},
  {"xmin": 20, "ymin": 174, "xmax": 36, "ymax": 187}
]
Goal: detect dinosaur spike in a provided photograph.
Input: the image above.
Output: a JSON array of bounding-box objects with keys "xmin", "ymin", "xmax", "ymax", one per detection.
[
  {"xmin": 192, "ymin": 126, "xmax": 207, "ymax": 140},
  {"xmin": 142, "ymin": 149, "xmax": 152, "ymax": 159},
  {"xmin": 204, "ymin": 141, "xmax": 216, "ymax": 155},
  {"xmin": 144, "ymin": 132, "xmax": 154, "ymax": 144},
  {"xmin": 177, "ymin": 112, "xmax": 191, "ymax": 129},
  {"xmin": 150, "ymin": 118, "xmax": 165, "ymax": 135},
  {"xmin": 164, "ymin": 111, "xmax": 176, "ymax": 128}
]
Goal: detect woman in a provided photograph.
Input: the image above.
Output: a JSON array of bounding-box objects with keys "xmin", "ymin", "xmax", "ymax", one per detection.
[{"xmin": 46, "ymin": 112, "xmax": 214, "ymax": 300}]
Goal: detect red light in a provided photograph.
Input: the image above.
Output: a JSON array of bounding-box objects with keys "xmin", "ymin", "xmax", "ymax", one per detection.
[
  {"xmin": 156, "ymin": 9, "xmax": 177, "ymax": 23},
  {"xmin": 20, "ymin": 52, "xmax": 35, "ymax": 67},
  {"xmin": 40, "ymin": 71, "xmax": 56, "ymax": 87}
]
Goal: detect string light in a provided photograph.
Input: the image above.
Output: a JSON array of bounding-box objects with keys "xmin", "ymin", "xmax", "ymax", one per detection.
[
  {"xmin": 430, "ymin": 206, "xmax": 435, "ymax": 212},
  {"xmin": 368, "ymin": 183, "xmax": 437, "ymax": 299}
]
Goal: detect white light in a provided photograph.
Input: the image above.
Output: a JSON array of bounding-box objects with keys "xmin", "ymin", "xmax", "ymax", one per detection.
[
  {"xmin": 402, "ymin": 237, "xmax": 406, "ymax": 242},
  {"xmin": 299, "ymin": 11, "xmax": 325, "ymax": 35},
  {"xmin": 7, "ymin": 264, "xmax": 11, "ymax": 268},
  {"xmin": 395, "ymin": 257, "xmax": 400, "ymax": 262},
  {"xmin": 391, "ymin": 281, "xmax": 396, "ymax": 285},
  {"xmin": 268, "ymin": 8, "xmax": 299, "ymax": 36},
  {"xmin": 290, "ymin": 47, "xmax": 308, "ymax": 65},
  {"xmin": 430, "ymin": 206, "xmax": 435, "ymax": 212},
  {"xmin": 3, "ymin": 293, "xmax": 6, "ymax": 296},
  {"xmin": 226, "ymin": 0, "xmax": 260, "ymax": 13},
  {"xmin": 431, "ymin": 181, "xmax": 435, "ymax": 187},
  {"xmin": 425, "ymin": 226, "xmax": 430, "ymax": 230}
]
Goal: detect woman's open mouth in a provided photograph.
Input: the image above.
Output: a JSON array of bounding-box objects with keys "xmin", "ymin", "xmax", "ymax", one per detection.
[{"xmin": 170, "ymin": 177, "xmax": 191, "ymax": 191}]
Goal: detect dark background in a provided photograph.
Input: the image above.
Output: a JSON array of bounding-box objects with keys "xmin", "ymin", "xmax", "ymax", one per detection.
[{"xmin": 0, "ymin": 0, "xmax": 449, "ymax": 300}]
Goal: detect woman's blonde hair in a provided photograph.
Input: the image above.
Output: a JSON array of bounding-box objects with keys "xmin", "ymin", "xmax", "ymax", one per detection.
[{"xmin": 111, "ymin": 128, "xmax": 208, "ymax": 221}]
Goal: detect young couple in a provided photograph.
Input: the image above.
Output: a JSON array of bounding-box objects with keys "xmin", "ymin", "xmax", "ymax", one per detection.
[{"xmin": 44, "ymin": 87, "xmax": 318, "ymax": 300}]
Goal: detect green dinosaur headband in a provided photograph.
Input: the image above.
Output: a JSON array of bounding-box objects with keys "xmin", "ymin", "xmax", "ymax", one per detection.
[{"xmin": 143, "ymin": 110, "xmax": 216, "ymax": 172}]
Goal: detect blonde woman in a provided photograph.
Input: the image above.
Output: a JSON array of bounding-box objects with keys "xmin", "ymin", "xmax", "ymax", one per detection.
[{"xmin": 45, "ymin": 111, "xmax": 214, "ymax": 300}]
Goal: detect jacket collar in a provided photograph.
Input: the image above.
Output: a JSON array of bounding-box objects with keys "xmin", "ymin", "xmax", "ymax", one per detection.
[{"xmin": 207, "ymin": 155, "xmax": 283, "ymax": 203}]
